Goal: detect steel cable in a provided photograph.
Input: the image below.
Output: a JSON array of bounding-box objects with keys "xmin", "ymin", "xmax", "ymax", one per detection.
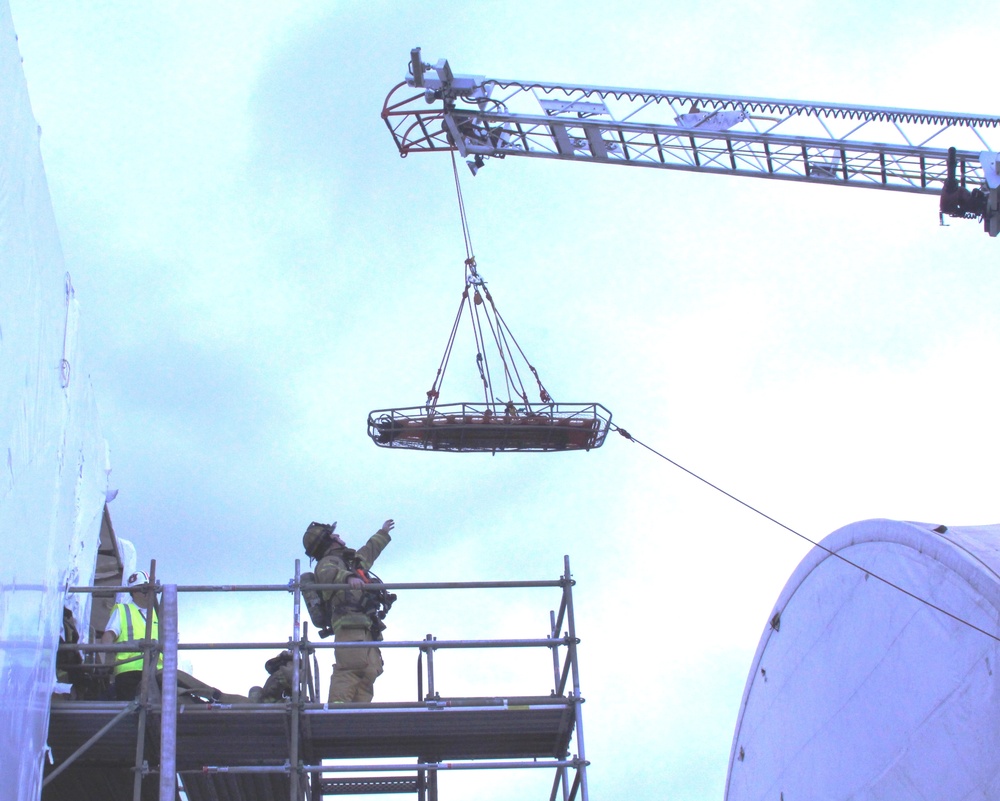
[{"xmin": 611, "ymin": 423, "xmax": 1000, "ymax": 645}]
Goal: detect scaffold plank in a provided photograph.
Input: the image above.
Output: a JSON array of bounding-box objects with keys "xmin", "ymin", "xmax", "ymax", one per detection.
[
  {"xmin": 45, "ymin": 696, "xmax": 576, "ymax": 771},
  {"xmin": 179, "ymin": 770, "xmax": 291, "ymax": 801}
]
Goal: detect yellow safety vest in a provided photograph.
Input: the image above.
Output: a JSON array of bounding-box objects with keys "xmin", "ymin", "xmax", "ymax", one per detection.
[{"xmin": 111, "ymin": 602, "xmax": 164, "ymax": 674}]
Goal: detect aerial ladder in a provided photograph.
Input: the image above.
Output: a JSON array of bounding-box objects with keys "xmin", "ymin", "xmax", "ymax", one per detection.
[{"xmin": 383, "ymin": 48, "xmax": 1000, "ymax": 237}]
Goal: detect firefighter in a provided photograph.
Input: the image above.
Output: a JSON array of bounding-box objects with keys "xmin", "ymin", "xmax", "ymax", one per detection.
[
  {"xmin": 303, "ymin": 519, "xmax": 394, "ymax": 703},
  {"xmin": 259, "ymin": 650, "xmax": 295, "ymax": 702}
]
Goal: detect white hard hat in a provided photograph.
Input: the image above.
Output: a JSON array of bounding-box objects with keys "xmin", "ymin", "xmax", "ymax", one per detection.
[{"xmin": 127, "ymin": 570, "xmax": 150, "ymax": 588}]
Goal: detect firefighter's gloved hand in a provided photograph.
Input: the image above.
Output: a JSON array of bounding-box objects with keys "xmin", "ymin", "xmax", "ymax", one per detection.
[
  {"xmin": 348, "ymin": 576, "xmax": 364, "ymax": 588},
  {"xmin": 382, "ymin": 519, "xmax": 395, "ymax": 534}
]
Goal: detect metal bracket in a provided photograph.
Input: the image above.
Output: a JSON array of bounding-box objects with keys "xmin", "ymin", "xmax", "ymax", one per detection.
[{"xmin": 987, "ymin": 187, "xmax": 1000, "ymax": 237}]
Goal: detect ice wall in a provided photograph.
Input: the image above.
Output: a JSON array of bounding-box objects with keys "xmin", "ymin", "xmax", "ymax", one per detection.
[{"xmin": 0, "ymin": 3, "xmax": 109, "ymax": 799}]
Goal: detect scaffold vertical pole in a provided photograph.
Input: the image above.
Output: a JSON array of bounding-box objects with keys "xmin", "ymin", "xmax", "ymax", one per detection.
[
  {"xmin": 548, "ymin": 609, "xmax": 561, "ymax": 693},
  {"xmin": 291, "ymin": 559, "xmax": 303, "ymax": 801},
  {"xmin": 159, "ymin": 584, "xmax": 178, "ymax": 801},
  {"xmin": 132, "ymin": 559, "xmax": 157, "ymax": 801},
  {"xmin": 563, "ymin": 555, "xmax": 589, "ymax": 801},
  {"xmin": 424, "ymin": 634, "xmax": 436, "ymax": 699},
  {"xmin": 417, "ymin": 649, "xmax": 424, "ymax": 701},
  {"xmin": 429, "ymin": 765, "xmax": 439, "ymax": 801},
  {"xmin": 549, "ymin": 609, "xmax": 570, "ymax": 801}
]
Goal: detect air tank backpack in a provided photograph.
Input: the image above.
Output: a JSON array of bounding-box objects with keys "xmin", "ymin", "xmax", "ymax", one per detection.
[{"xmin": 299, "ymin": 568, "xmax": 396, "ymax": 640}]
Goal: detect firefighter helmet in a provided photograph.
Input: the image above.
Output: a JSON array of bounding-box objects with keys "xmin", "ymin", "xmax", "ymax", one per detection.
[{"xmin": 303, "ymin": 521, "xmax": 337, "ymax": 559}]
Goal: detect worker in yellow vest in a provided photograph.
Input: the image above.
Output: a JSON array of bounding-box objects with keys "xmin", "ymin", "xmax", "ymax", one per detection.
[{"xmin": 100, "ymin": 570, "xmax": 164, "ymax": 700}]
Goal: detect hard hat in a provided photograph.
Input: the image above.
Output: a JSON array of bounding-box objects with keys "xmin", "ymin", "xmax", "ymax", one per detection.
[
  {"xmin": 303, "ymin": 521, "xmax": 337, "ymax": 559},
  {"xmin": 127, "ymin": 570, "xmax": 150, "ymax": 589}
]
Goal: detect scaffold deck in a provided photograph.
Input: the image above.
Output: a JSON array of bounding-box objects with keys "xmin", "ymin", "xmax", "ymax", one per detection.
[{"xmin": 43, "ymin": 696, "xmax": 577, "ymax": 801}]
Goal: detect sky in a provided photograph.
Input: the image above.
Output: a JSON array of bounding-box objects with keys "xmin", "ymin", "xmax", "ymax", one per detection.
[{"xmin": 9, "ymin": 1, "xmax": 1000, "ymax": 799}]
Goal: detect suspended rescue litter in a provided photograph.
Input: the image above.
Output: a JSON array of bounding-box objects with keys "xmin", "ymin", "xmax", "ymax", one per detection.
[{"xmin": 367, "ymin": 258, "xmax": 612, "ymax": 453}]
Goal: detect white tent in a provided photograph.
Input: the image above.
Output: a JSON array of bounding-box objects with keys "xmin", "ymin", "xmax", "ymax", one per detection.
[
  {"xmin": 0, "ymin": 4, "xmax": 108, "ymax": 798},
  {"xmin": 726, "ymin": 518, "xmax": 1000, "ymax": 800}
]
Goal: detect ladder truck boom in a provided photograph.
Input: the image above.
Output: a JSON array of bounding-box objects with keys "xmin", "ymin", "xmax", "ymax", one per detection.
[{"xmin": 383, "ymin": 49, "xmax": 1000, "ymax": 236}]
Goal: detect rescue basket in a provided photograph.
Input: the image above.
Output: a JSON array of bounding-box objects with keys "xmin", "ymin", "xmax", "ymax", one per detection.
[{"xmin": 368, "ymin": 401, "xmax": 612, "ymax": 453}]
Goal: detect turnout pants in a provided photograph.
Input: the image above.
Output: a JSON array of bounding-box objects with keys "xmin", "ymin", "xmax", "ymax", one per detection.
[{"xmin": 329, "ymin": 626, "xmax": 383, "ymax": 703}]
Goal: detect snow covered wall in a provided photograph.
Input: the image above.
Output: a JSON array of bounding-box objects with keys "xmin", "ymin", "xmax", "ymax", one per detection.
[
  {"xmin": 0, "ymin": 3, "xmax": 108, "ymax": 799},
  {"xmin": 726, "ymin": 518, "xmax": 1000, "ymax": 800}
]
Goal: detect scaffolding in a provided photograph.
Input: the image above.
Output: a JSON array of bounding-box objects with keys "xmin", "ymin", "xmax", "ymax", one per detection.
[{"xmin": 42, "ymin": 557, "xmax": 589, "ymax": 801}]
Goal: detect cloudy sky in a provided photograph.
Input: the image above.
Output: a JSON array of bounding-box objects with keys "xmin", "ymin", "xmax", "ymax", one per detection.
[{"xmin": 10, "ymin": 1, "xmax": 1000, "ymax": 798}]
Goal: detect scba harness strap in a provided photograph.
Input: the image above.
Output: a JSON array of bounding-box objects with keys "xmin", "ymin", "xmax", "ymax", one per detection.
[
  {"xmin": 300, "ymin": 566, "xmax": 396, "ymax": 639},
  {"xmin": 334, "ymin": 567, "xmax": 396, "ymax": 624}
]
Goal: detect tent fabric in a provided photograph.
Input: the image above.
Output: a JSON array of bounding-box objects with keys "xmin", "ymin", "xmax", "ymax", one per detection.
[
  {"xmin": 726, "ymin": 518, "xmax": 1000, "ymax": 801},
  {"xmin": 0, "ymin": 4, "xmax": 108, "ymax": 798}
]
